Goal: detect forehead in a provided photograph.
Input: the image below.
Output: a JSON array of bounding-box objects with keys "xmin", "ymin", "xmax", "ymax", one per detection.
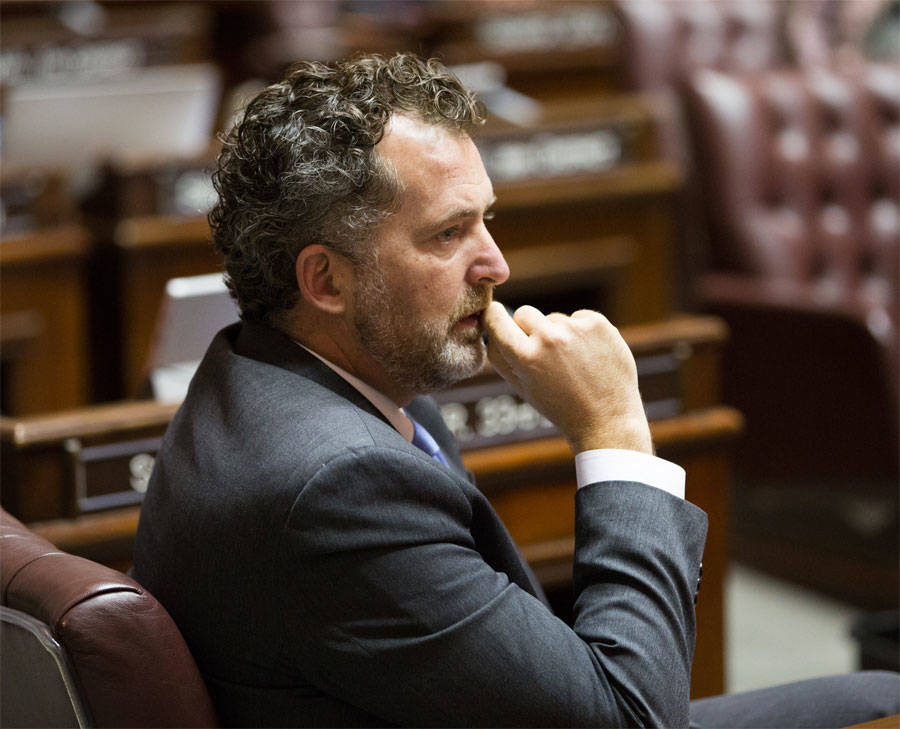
[{"xmin": 376, "ymin": 115, "xmax": 492, "ymax": 218}]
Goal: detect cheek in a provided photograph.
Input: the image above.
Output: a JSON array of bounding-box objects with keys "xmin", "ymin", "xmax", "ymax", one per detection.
[
  {"xmin": 384, "ymin": 258, "xmax": 466, "ymax": 318},
  {"xmin": 426, "ymin": 276, "xmax": 464, "ymax": 313}
]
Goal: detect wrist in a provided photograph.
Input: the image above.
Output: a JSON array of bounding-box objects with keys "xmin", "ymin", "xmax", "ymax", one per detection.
[{"xmin": 569, "ymin": 414, "xmax": 653, "ymax": 455}]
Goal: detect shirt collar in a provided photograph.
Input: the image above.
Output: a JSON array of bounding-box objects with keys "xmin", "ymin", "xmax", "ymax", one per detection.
[{"xmin": 295, "ymin": 342, "xmax": 415, "ymax": 443}]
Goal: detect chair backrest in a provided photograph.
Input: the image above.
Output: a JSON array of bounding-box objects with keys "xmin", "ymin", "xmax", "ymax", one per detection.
[
  {"xmin": 613, "ymin": 0, "xmax": 788, "ymax": 94},
  {"xmin": 0, "ymin": 508, "xmax": 218, "ymax": 728},
  {"xmin": 682, "ymin": 61, "xmax": 899, "ymax": 453},
  {"xmin": 683, "ymin": 63, "xmax": 899, "ymax": 314}
]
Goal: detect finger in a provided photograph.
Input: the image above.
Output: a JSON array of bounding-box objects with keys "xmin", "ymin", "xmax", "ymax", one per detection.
[
  {"xmin": 483, "ymin": 301, "xmax": 529, "ymax": 352},
  {"xmin": 545, "ymin": 312, "xmax": 570, "ymax": 325},
  {"xmin": 512, "ymin": 305, "xmax": 545, "ymax": 335},
  {"xmin": 486, "ymin": 345, "xmax": 520, "ymax": 390},
  {"xmin": 571, "ymin": 309, "xmax": 607, "ymax": 326},
  {"xmin": 482, "ymin": 303, "xmax": 527, "ymax": 387},
  {"xmin": 571, "ymin": 309, "xmax": 603, "ymax": 320}
]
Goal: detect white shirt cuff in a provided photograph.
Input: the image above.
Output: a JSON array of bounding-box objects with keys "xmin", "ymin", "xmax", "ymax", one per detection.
[{"xmin": 575, "ymin": 449, "xmax": 685, "ymax": 499}]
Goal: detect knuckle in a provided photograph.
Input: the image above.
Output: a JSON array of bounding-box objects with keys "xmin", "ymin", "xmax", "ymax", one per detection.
[{"xmin": 541, "ymin": 327, "xmax": 571, "ymax": 348}]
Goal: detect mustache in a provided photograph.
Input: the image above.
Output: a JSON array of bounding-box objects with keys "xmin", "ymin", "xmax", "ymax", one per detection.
[{"xmin": 450, "ymin": 285, "xmax": 493, "ymax": 324}]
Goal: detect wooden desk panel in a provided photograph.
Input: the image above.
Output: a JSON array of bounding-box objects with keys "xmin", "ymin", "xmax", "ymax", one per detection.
[
  {"xmin": 428, "ymin": 1, "xmax": 622, "ymax": 104},
  {"xmin": 1, "ymin": 399, "xmax": 178, "ymax": 522},
  {"xmin": 105, "ymin": 216, "xmax": 220, "ymax": 399},
  {"xmin": 490, "ymin": 188, "xmax": 681, "ymax": 324},
  {"xmin": 0, "ymin": 225, "xmax": 92, "ymax": 415},
  {"xmin": 845, "ymin": 715, "xmax": 900, "ymax": 729},
  {"xmin": 480, "ymin": 95, "xmax": 683, "ymax": 323}
]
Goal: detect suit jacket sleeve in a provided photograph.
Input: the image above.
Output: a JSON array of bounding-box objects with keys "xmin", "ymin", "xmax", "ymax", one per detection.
[{"xmin": 277, "ymin": 444, "xmax": 707, "ymax": 728}]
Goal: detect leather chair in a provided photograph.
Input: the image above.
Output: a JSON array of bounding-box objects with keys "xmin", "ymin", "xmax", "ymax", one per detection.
[
  {"xmin": 609, "ymin": 0, "xmax": 793, "ymax": 302},
  {"xmin": 681, "ymin": 63, "xmax": 899, "ymax": 606},
  {"xmin": 612, "ymin": 1, "xmax": 898, "ymax": 483},
  {"xmin": 614, "ymin": 0, "xmax": 788, "ymax": 94},
  {"xmin": 612, "ymin": 0, "xmax": 789, "ymax": 164},
  {"xmin": 0, "ymin": 507, "xmax": 218, "ymax": 728}
]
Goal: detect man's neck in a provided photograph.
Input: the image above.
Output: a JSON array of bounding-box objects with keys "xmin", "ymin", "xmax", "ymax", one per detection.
[{"xmin": 283, "ymin": 315, "xmax": 414, "ymax": 407}]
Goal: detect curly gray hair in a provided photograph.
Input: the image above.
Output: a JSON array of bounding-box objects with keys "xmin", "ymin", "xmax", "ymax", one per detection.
[{"xmin": 208, "ymin": 53, "xmax": 485, "ymax": 325}]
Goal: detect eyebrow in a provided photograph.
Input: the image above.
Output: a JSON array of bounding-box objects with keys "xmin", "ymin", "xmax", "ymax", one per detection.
[{"xmin": 418, "ymin": 195, "xmax": 498, "ymax": 236}]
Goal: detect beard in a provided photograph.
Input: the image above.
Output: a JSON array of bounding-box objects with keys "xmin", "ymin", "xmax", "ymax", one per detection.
[{"xmin": 352, "ymin": 265, "xmax": 492, "ymax": 395}]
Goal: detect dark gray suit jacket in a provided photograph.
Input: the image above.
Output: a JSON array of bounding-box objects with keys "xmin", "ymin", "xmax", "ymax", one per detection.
[{"xmin": 133, "ymin": 321, "xmax": 708, "ymax": 728}]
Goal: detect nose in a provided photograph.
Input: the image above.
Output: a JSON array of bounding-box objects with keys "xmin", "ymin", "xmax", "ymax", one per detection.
[{"xmin": 467, "ymin": 226, "xmax": 510, "ymax": 286}]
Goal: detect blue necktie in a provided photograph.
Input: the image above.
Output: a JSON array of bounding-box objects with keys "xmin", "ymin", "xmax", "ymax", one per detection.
[{"xmin": 410, "ymin": 417, "xmax": 450, "ymax": 467}]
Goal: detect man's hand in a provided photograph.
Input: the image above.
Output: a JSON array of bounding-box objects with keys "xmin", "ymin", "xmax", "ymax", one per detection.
[{"xmin": 482, "ymin": 302, "xmax": 652, "ymax": 454}]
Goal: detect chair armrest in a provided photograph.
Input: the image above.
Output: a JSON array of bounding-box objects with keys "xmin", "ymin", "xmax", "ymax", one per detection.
[{"xmin": 696, "ymin": 272, "xmax": 896, "ymax": 353}]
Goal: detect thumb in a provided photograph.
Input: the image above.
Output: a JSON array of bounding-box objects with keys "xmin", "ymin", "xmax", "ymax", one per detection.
[
  {"xmin": 483, "ymin": 301, "xmax": 529, "ymax": 352},
  {"xmin": 483, "ymin": 302, "xmax": 529, "ymax": 387}
]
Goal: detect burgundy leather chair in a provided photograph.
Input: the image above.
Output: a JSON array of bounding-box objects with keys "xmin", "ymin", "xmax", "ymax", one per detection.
[
  {"xmin": 681, "ymin": 63, "xmax": 899, "ymax": 606},
  {"xmin": 0, "ymin": 507, "xmax": 218, "ymax": 728},
  {"xmin": 612, "ymin": 1, "xmax": 898, "ymax": 478},
  {"xmin": 612, "ymin": 0, "xmax": 789, "ymax": 164},
  {"xmin": 610, "ymin": 0, "xmax": 794, "ymax": 300},
  {"xmin": 614, "ymin": 0, "xmax": 788, "ymax": 93}
]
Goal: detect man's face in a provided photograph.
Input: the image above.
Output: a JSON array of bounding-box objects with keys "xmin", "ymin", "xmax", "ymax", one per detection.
[{"xmin": 350, "ymin": 114, "xmax": 509, "ymax": 397}]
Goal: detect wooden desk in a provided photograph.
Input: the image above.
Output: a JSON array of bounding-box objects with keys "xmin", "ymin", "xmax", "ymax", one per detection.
[
  {"xmin": 85, "ymin": 156, "xmax": 220, "ymax": 401},
  {"xmin": 1, "ymin": 399, "xmax": 179, "ymax": 526},
  {"xmin": 845, "ymin": 715, "xmax": 900, "ymax": 729},
  {"xmin": 0, "ymin": 225, "xmax": 92, "ymax": 415},
  {"xmin": 9, "ymin": 404, "xmax": 740, "ymax": 700},
  {"xmin": 428, "ymin": 1, "xmax": 622, "ymax": 103},
  {"xmin": 479, "ymin": 94, "xmax": 683, "ymax": 324},
  {"xmin": 111, "ymin": 216, "xmax": 220, "ymax": 399}
]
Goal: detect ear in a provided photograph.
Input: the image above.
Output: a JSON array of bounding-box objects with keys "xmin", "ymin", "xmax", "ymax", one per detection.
[{"xmin": 295, "ymin": 244, "xmax": 352, "ymax": 314}]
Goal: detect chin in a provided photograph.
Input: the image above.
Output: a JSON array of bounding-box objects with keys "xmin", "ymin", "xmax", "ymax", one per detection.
[{"xmin": 437, "ymin": 339, "xmax": 485, "ymax": 383}]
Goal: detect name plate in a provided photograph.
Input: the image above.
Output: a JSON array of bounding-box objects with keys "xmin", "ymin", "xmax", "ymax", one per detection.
[
  {"xmin": 66, "ymin": 435, "xmax": 162, "ymax": 513},
  {"xmin": 96, "ymin": 160, "xmax": 216, "ymax": 219},
  {"xmin": 1, "ymin": 39, "xmax": 147, "ymax": 85},
  {"xmin": 155, "ymin": 166, "xmax": 217, "ymax": 218},
  {"xmin": 435, "ymin": 350, "xmax": 684, "ymax": 452},
  {"xmin": 478, "ymin": 128, "xmax": 625, "ymax": 182},
  {"xmin": 434, "ymin": 379, "xmax": 557, "ymax": 451},
  {"xmin": 474, "ymin": 6, "xmax": 617, "ymax": 55},
  {"xmin": 1, "ymin": 6, "xmax": 208, "ymax": 86},
  {"xmin": 0, "ymin": 173, "xmax": 70, "ymax": 235}
]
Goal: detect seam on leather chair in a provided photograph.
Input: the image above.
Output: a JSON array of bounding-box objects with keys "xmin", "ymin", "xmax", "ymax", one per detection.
[
  {"xmin": 0, "ymin": 541, "xmax": 65, "ymax": 604},
  {"xmin": 5, "ymin": 552, "xmax": 143, "ymax": 627}
]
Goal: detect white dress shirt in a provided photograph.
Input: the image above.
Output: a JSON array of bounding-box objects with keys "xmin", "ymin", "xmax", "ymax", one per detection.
[{"xmin": 298, "ymin": 343, "xmax": 685, "ymax": 500}]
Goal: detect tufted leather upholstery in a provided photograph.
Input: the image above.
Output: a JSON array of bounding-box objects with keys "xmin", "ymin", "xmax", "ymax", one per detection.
[
  {"xmin": 0, "ymin": 507, "xmax": 218, "ymax": 728},
  {"xmin": 686, "ymin": 64, "xmax": 898, "ymax": 395},
  {"xmin": 683, "ymin": 62, "xmax": 899, "ymax": 482},
  {"xmin": 613, "ymin": 0, "xmax": 788, "ymax": 94},
  {"xmin": 610, "ymin": 0, "xmax": 796, "ymax": 301}
]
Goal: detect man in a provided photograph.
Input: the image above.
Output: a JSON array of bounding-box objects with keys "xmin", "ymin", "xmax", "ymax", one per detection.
[{"xmin": 133, "ymin": 54, "xmax": 897, "ymax": 727}]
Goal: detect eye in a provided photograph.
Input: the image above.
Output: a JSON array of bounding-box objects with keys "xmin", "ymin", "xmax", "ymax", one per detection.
[{"xmin": 436, "ymin": 226, "xmax": 460, "ymax": 243}]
